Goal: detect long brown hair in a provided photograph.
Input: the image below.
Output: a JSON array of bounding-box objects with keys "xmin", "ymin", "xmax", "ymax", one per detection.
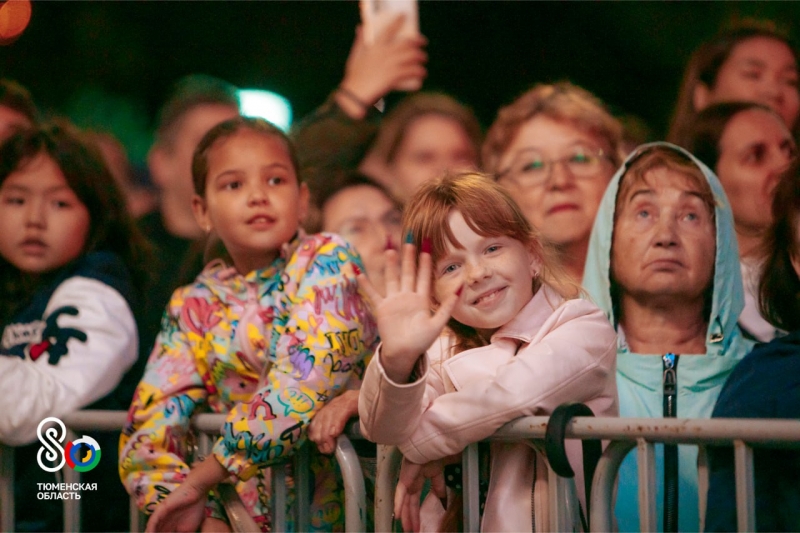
[
  {"xmin": 666, "ymin": 19, "xmax": 798, "ymax": 144},
  {"xmin": 759, "ymin": 161, "xmax": 800, "ymax": 332},
  {"xmin": 402, "ymin": 172, "xmax": 577, "ymax": 354}
]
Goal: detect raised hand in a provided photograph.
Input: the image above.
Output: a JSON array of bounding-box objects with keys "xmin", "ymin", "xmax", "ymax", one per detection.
[
  {"xmin": 393, "ymin": 457, "xmax": 447, "ymax": 533},
  {"xmin": 337, "ymin": 15, "xmax": 428, "ymax": 119},
  {"xmin": 358, "ymin": 241, "xmax": 461, "ymax": 383}
]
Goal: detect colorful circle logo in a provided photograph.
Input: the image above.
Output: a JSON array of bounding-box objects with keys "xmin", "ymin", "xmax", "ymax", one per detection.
[{"xmin": 64, "ymin": 436, "xmax": 101, "ymax": 472}]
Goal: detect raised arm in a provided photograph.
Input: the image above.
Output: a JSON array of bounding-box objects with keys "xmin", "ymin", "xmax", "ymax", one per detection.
[{"xmin": 399, "ymin": 302, "xmax": 618, "ymax": 464}]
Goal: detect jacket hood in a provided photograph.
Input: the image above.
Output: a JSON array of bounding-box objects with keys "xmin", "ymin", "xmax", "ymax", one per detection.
[{"xmin": 582, "ymin": 142, "xmax": 744, "ymax": 356}]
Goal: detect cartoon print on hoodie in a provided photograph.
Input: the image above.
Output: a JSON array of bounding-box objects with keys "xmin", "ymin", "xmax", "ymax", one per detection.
[{"xmin": 582, "ymin": 142, "xmax": 754, "ymax": 532}]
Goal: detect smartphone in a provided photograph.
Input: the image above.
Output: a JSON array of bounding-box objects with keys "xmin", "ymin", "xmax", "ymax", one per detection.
[{"xmin": 359, "ymin": 0, "xmax": 422, "ymax": 91}]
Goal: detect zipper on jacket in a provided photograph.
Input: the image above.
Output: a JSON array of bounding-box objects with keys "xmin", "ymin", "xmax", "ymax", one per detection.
[{"xmin": 662, "ymin": 353, "xmax": 680, "ymax": 533}]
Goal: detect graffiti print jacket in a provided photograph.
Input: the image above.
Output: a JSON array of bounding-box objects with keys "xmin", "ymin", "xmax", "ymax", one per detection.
[{"xmin": 119, "ymin": 232, "xmax": 377, "ymax": 531}]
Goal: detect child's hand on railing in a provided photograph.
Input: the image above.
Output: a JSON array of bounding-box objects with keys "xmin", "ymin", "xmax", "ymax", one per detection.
[
  {"xmin": 394, "ymin": 457, "xmax": 446, "ymax": 532},
  {"xmin": 145, "ymin": 481, "xmax": 206, "ymax": 533},
  {"xmin": 309, "ymin": 390, "xmax": 360, "ymax": 454},
  {"xmin": 358, "ymin": 241, "xmax": 461, "ymax": 384},
  {"xmin": 146, "ymin": 457, "xmax": 229, "ymax": 532}
]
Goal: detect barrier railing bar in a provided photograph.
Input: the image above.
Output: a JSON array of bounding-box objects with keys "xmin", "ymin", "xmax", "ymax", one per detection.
[
  {"xmin": 590, "ymin": 440, "xmax": 636, "ymax": 532},
  {"xmin": 462, "ymin": 442, "xmax": 480, "ymax": 532},
  {"xmin": 63, "ymin": 428, "xmax": 80, "ymax": 533},
  {"xmin": 493, "ymin": 417, "xmax": 800, "ymax": 446},
  {"xmin": 335, "ymin": 435, "xmax": 366, "ymax": 532},
  {"xmin": 697, "ymin": 445, "xmax": 708, "ymax": 532},
  {"xmin": 637, "ymin": 438, "xmax": 656, "ymax": 532},
  {"xmin": 294, "ymin": 442, "xmax": 311, "ymax": 533},
  {"xmin": 734, "ymin": 440, "xmax": 755, "ymax": 532},
  {"xmin": 375, "ymin": 445, "xmax": 402, "ymax": 533},
  {"xmin": 547, "ymin": 458, "xmax": 574, "ymax": 531},
  {"xmin": 0, "ymin": 445, "xmax": 14, "ymax": 532}
]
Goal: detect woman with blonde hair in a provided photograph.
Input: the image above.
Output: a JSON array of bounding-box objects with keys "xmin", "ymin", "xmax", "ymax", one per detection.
[{"xmin": 483, "ymin": 82, "xmax": 625, "ymax": 282}]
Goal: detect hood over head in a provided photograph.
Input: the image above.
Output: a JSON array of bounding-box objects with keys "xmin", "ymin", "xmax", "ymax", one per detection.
[{"xmin": 582, "ymin": 142, "xmax": 744, "ymax": 356}]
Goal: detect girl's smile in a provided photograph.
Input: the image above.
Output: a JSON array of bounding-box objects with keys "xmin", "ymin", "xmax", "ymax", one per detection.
[{"xmin": 434, "ymin": 210, "xmax": 538, "ymax": 338}]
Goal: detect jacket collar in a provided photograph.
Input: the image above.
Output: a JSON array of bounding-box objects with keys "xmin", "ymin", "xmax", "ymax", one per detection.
[
  {"xmin": 489, "ymin": 283, "xmax": 564, "ymax": 345},
  {"xmin": 196, "ymin": 230, "xmax": 306, "ymax": 304}
]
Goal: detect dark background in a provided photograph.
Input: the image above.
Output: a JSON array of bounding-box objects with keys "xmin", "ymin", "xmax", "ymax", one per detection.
[{"xmin": 2, "ymin": 1, "xmax": 798, "ymax": 164}]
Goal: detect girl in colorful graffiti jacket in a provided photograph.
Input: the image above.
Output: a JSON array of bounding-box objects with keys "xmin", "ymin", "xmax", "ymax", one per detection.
[
  {"xmin": 119, "ymin": 117, "xmax": 378, "ymax": 532},
  {"xmin": 358, "ymin": 172, "xmax": 618, "ymax": 532}
]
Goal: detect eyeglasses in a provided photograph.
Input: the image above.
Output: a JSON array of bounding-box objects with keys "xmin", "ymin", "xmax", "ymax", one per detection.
[{"xmin": 496, "ymin": 147, "xmax": 610, "ymax": 187}]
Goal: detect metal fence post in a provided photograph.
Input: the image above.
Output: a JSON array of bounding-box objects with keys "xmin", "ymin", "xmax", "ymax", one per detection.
[
  {"xmin": 375, "ymin": 445, "xmax": 402, "ymax": 532},
  {"xmin": 637, "ymin": 438, "xmax": 657, "ymax": 532},
  {"xmin": 462, "ymin": 442, "xmax": 480, "ymax": 532},
  {"xmin": 335, "ymin": 435, "xmax": 366, "ymax": 532},
  {"xmin": 0, "ymin": 445, "xmax": 14, "ymax": 532},
  {"xmin": 734, "ymin": 440, "xmax": 755, "ymax": 532},
  {"xmin": 294, "ymin": 442, "xmax": 311, "ymax": 533},
  {"xmin": 62, "ymin": 428, "xmax": 80, "ymax": 533},
  {"xmin": 590, "ymin": 440, "xmax": 635, "ymax": 532}
]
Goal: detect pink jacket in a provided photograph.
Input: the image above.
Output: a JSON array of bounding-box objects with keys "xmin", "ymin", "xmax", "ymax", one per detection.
[{"xmin": 359, "ymin": 284, "xmax": 618, "ymax": 531}]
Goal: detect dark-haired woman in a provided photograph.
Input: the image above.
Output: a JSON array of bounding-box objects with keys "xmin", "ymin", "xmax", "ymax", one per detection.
[{"xmin": 705, "ymin": 163, "xmax": 800, "ymax": 532}]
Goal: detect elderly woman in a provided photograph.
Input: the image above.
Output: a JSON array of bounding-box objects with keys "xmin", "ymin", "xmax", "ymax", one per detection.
[
  {"xmin": 684, "ymin": 101, "xmax": 796, "ymax": 342},
  {"xmin": 482, "ymin": 82, "xmax": 625, "ymax": 282},
  {"xmin": 583, "ymin": 143, "xmax": 753, "ymax": 531}
]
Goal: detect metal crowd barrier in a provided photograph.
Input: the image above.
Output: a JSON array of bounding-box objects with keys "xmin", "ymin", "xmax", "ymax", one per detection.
[
  {"xmin": 371, "ymin": 416, "xmax": 800, "ymax": 533},
  {"xmin": 0, "ymin": 410, "xmax": 365, "ymax": 533},
  {"xmin": 3, "ymin": 412, "xmax": 800, "ymax": 532}
]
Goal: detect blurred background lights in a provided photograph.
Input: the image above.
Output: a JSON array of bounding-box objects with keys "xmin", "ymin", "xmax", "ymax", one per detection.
[
  {"xmin": 238, "ymin": 89, "xmax": 292, "ymax": 132},
  {"xmin": 0, "ymin": 0, "xmax": 32, "ymax": 45}
]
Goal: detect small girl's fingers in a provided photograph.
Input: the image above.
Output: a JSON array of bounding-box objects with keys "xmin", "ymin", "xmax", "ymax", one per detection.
[
  {"xmin": 400, "ymin": 242, "xmax": 417, "ymax": 292},
  {"xmin": 431, "ymin": 284, "xmax": 462, "ymax": 329},
  {"xmin": 383, "ymin": 249, "xmax": 401, "ymax": 294},
  {"xmin": 415, "ymin": 248, "xmax": 432, "ymax": 295},
  {"xmin": 355, "ymin": 265, "xmax": 383, "ymax": 307},
  {"xmin": 393, "ymin": 483, "xmax": 407, "ymax": 523}
]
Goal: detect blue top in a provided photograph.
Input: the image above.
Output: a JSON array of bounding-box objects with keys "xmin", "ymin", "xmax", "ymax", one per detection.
[
  {"xmin": 705, "ymin": 329, "xmax": 800, "ymax": 532},
  {"xmin": 582, "ymin": 142, "xmax": 754, "ymax": 531}
]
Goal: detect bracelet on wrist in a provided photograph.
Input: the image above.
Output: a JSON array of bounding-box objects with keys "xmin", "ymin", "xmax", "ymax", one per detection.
[{"xmin": 337, "ymin": 86, "xmax": 372, "ymax": 110}]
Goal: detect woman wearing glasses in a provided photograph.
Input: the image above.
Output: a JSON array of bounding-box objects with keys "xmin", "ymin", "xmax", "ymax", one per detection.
[{"xmin": 483, "ymin": 82, "xmax": 625, "ymax": 282}]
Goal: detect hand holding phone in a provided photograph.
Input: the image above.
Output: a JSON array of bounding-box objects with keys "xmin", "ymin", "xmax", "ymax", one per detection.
[{"xmin": 359, "ymin": 0, "xmax": 423, "ymax": 92}]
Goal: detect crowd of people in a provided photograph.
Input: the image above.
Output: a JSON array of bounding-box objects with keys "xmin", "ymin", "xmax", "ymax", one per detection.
[{"xmin": 0, "ymin": 14, "xmax": 798, "ymax": 533}]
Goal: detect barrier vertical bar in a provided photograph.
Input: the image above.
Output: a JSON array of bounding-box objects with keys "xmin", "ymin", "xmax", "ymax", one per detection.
[
  {"xmin": 637, "ymin": 438, "xmax": 656, "ymax": 532},
  {"xmin": 335, "ymin": 435, "xmax": 366, "ymax": 532},
  {"xmin": 462, "ymin": 442, "xmax": 480, "ymax": 532},
  {"xmin": 129, "ymin": 496, "xmax": 144, "ymax": 532},
  {"xmin": 733, "ymin": 440, "xmax": 755, "ymax": 532},
  {"xmin": 62, "ymin": 428, "xmax": 80, "ymax": 533},
  {"xmin": 697, "ymin": 445, "xmax": 708, "ymax": 532},
  {"xmin": 271, "ymin": 464, "xmax": 288, "ymax": 532},
  {"xmin": 547, "ymin": 460, "xmax": 571, "ymax": 530},
  {"xmin": 0, "ymin": 446, "xmax": 14, "ymax": 532},
  {"xmin": 375, "ymin": 445, "xmax": 402, "ymax": 532},
  {"xmin": 294, "ymin": 442, "xmax": 311, "ymax": 533},
  {"xmin": 590, "ymin": 440, "xmax": 635, "ymax": 532}
]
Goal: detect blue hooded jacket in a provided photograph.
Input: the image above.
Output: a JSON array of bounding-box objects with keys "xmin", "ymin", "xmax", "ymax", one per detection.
[{"xmin": 582, "ymin": 142, "xmax": 754, "ymax": 531}]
